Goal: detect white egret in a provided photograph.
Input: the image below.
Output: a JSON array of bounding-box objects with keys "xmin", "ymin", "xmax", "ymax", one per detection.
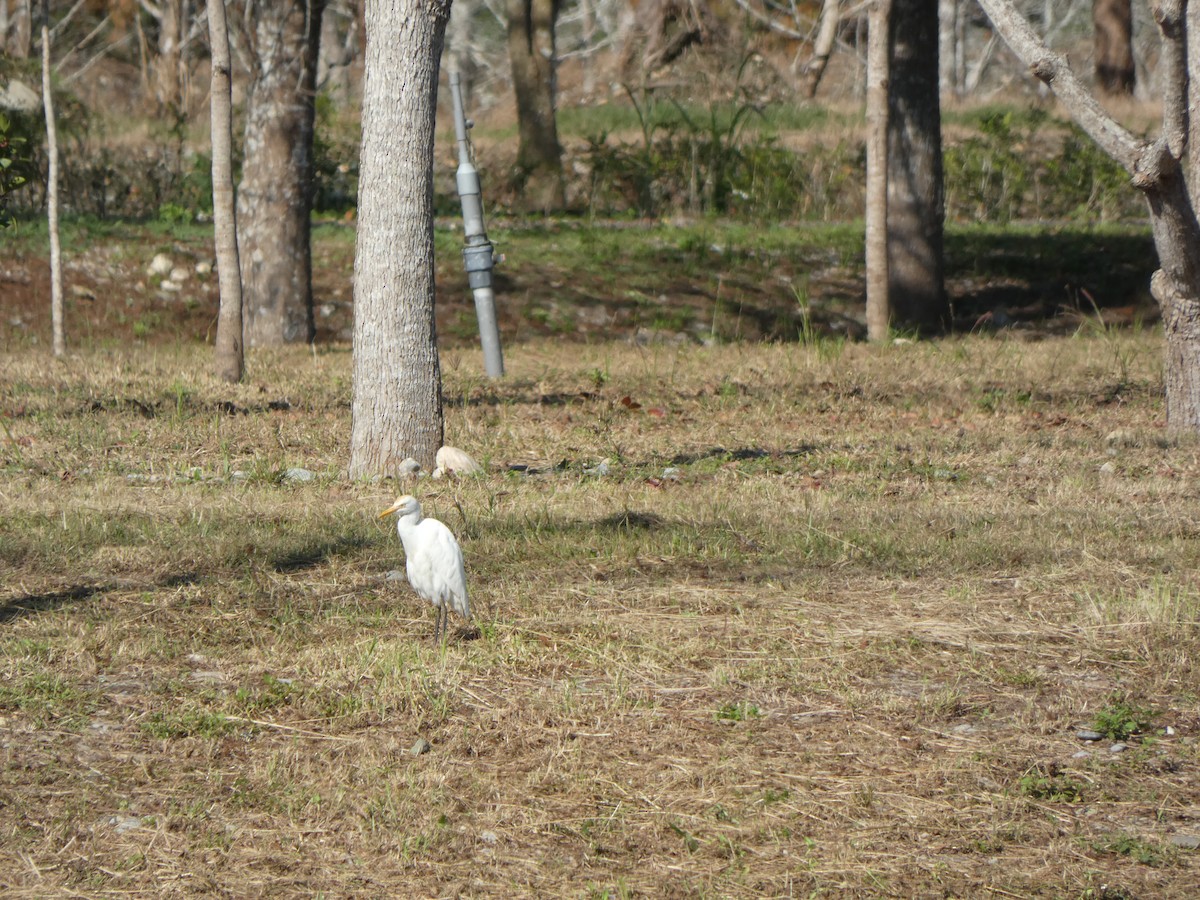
[{"xmin": 378, "ymin": 494, "xmax": 471, "ymax": 643}]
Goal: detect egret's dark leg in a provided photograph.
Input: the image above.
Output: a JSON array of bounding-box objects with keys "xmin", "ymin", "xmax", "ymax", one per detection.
[{"xmin": 433, "ymin": 606, "xmax": 442, "ymax": 643}]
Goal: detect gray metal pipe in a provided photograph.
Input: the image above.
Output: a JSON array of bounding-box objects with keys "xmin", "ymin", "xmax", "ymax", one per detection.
[{"xmin": 450, "ymin": 71, "xmax": 504, "ymax": 378}]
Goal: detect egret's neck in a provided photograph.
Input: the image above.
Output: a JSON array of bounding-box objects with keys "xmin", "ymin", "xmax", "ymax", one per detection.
[{"xmin": 396, "ymin": 509, "xmax": 422, "ymax": 534}]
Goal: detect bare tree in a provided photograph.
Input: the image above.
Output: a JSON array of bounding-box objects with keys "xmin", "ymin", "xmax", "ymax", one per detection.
[
  {"xmin": 40, "ymin": 0, "xmax": 63, "ymax": 358},
  {"xmin": 207, "ymin": 0, "xmax": 244, "ymax": 383},
  {"xmin": 349, "ymin": 0, "xmax": 449, "ymax": 477},
  {"xmin": 506, "ymin": 0, "xmax": 565, "ymax": 211},
  {"xmin": 976, "ymin": 0, "xmax": 1200, "ymax": 430},
  {"xmin": 236, "ymin": 0, "xmax": 324, "ymax": 347}
]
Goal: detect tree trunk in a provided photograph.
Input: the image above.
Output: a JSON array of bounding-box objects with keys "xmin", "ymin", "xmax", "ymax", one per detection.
[
  {"xmin": 208, "ymin": 0, "xmax": 244, "ymax": 384},
  {"xmin": 41, "ymin": 0, "xmax": 63, "ymax": 358},
  {"xmin": 865, "ymin": 0, "xmax": 890, "ymax": 342},
  {"xmin": 151, "ymin": 0, "xmax": 186, "ymax": 112},
  {"xmin": 9, "ymin": 0, "xmax": 32, "ymax": 58},
  {"xmin": 349, "ymin": 0, "xmax": 448, "ymax": 478},
  {"xmin": 317, "ymin": 4, "xmax": 353, "ymax": 102},
  {"xmin": 887, "ymin": 0, "xmax": 948, "ymax": 332},
  {"xmin": 801, "ymin": 0, "xmax": 840, "ymax": 99},
  {"xmin": 447, "ymin": 0, "xmax": 478, "ymax": 111},
  {"xmin": 938, "ymin": 0, "xmax": 957, "ymax": 97},
  {"xmin": 1093, "ymin": 0, "xmax": 1134, "ymax": 96},
  {"xmin": 236, "ymin": 0, "xmax": 324, "ymax": 347},
  {"xmin": 506, "ymin": 0, "xmax": 565, "ymax": 211}
]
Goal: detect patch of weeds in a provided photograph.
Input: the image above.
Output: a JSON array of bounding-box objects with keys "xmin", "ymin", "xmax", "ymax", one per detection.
[
  {"xmin": 140, "ymin": 707, "xmax": 237, "ymax": 739},
  {"xmin": 761, "ymin": 787, "xmax": 790, "ymax": 804},
  {"xmin": 1018, "ymin": 766, "xmax": 1084, "ymax": 802},
  {"xmin": 0, "ymin": 673, "xmax": 94, "ymax": 727},
  {"xmin": 1089, "ymin": 832, "xmax": 1167, "ymax": 866},
  {"xmin": 715, "ymin": 700, "xmax": 761, "ymax": 722},
  {"xmin": 1092, "ymin": 695, "xmax": 1155, "ymax": 742},
  {"xmin": 233, "ymin": 673, "xmax": 297, "ymax": 715},
  {"xmin": 668, "ymin": 819, "xmax": 701, "ymax": 853}
]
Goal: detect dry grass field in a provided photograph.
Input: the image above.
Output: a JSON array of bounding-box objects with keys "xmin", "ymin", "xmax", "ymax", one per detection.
[{"xmin": 2, "ymin": 331, "xmax": 1199, "ymax": 897}]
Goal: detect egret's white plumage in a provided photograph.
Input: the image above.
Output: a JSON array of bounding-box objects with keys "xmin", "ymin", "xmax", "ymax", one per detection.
[{"xmin": 378, "ymin": 494, "xmax": 470, "ymax": 642}]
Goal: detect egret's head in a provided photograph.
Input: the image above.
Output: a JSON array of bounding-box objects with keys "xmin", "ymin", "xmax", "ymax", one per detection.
[{"xmin": 378, "ymin": 494, "xmax": 421, "ymax": 519}]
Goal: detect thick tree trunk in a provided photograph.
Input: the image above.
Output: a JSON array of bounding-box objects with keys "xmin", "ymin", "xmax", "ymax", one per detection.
[
  {"xmin": 887, "ymin": 0, "xmax": 948, "ymax": 332},
  {"xmin": 1093, "ymin": 0, "xmax": 1134, "ymax": 96},
  {"xmin": 349, "ymin": 0, "xmax": 448, "ymax": 478},
  {"xmin": 236, "ymin": 0, "xmax": 324, "ymax": 347},
  {"xmin": 208, "ymin": 0, "xmax": 244, "ymax": 384},
  {"xmin": 865, "ymin": 0, "xmax": 890, "ymax": 342},
  {"xmin": 506, "ymin": 0, "xmax": 565, "ymax": 211}
]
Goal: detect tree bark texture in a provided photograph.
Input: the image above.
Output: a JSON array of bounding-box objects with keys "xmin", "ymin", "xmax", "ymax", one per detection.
[
  {"xmin": 1093, "ymin": 0, "xmax": 1135, "ymax": 96},
  {"xmin": 41, "ymin": 2, "xmax": 63, "ymax": 358},
  {"xmin": 349, "ymin": 0, "xmax": 448, "ymax": 478},
  {"xmin": 887, "ymin": 0, "xmax": 948, "ymax": 332},
  {"xmin": 236, "ymin": 0, "xmax": 324, "ymax": 347},
  {"xmin": 978, "ymin": 0, "xmax": 1200, "ymax": 432},
  {"xmin": 865, "ymin": 0, "xmax": 891, "ymax": 342},
  {"xmin": 506, "ymin": 0, "xmax": 565, "ymax": 211},
  {"xmin": 207, "ymin": 0, "xmax": 244, "ymax": 384}
]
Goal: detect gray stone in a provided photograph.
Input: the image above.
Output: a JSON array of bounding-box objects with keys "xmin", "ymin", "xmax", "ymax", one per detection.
[
  {"xmin": 385, "ymin": 570, "xmax": 407, "ymax": 583},
  {"xmin": 1169, "ymin": 834, "xmax": 1200, "ymax": 850},
  {"xmin": 0, "ymin": 79, "xmax": 40, "ymax": 112},
  {"xmin": 397, "ymin": 457, "xmax": 423, "ymax": 477},
  {"xmin": 283, "ymin": 467, "xmax": 316, "ymax": 483},
  {"xmin": 1098, "ymin": 461, "xmax": 1117, "ymax": 476},
  {"xmin": 410, "ymin": 737, "xmax": 432, "ymax": 756},
  {"xmin": 1109, "ymin": 742, "xmax": 1128, "ymax": 753},
  {"xmin": 148, "ymin": 253, "xmax": 173, "ymax": 276},
  {"xmin": 1076, "ymin": 729, "xmax": 1103, "ymax": 742},
  {"xmin": 109, "ymin": 816, "xmax": 143, "ymax": 834}
]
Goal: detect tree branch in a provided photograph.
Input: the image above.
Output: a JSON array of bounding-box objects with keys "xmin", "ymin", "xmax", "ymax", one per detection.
[
  {"xmin": 974, "ymin": 0, "xmax": 1144, "ymax": 174},
  {"xmin": 1152, "ymin": 0, "xmax": 1187, "ymax": 159}
]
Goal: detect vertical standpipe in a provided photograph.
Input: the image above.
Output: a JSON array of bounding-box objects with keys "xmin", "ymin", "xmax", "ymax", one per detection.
[{"xmin": 450, "ymin": 72, "xmax": 504, "ymax": 378}]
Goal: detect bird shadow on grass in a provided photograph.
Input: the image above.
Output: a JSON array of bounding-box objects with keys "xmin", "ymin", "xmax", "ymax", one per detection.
[{"xmin": 0, "ymin": 572, "xmax": 199, "ymax": 624}]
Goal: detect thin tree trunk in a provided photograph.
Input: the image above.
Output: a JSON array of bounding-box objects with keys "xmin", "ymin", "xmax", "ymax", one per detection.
[
  {"xmin": 349, "ymin": 0, "xmax": 449, "ymax": 477},
  {"xmin": 865, "ymin": 0, "xmax": 890, "ymax": 342},
  {"xmin": 447, "ymin": 0, "xmax": 476, "ymax": 110},
  {"xmin": 801, "ymin": 0, "xmax": 840, "ymax": 99},
  {"xmin": 887, "ymin": 0, "xmax": 947, "ymax": 332},
  {"xmin": 41, "ymin": 0, "xmax": 63, "ymax": 358},
  {"xmin": 207, "ymin": 0, "xmax": 244, "ymax": 384},
  {"xmin": 506, "ymin": 0, "xmax": 565, "ymax": 211},
  {"xmin": 938, "ymin": 0, "xmax": 956, "ymax": 97},
  {"xmin": 237, "ymin": 0, "xmax": 324, "ymax": 347}
]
